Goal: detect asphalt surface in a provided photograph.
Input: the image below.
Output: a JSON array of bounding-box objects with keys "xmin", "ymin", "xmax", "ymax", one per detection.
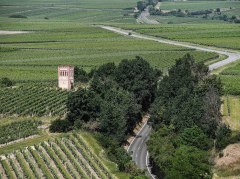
[
  {"xmin": 100, "ymin": 25, "xmax": 240, "ymax": 178},
  {"xmin": 100, "ymin": 26, "xmax": 240, "ymax": 71},
  {"xmin": 128, "ymin": 122, "xmax": 152, "ymax": 170}
]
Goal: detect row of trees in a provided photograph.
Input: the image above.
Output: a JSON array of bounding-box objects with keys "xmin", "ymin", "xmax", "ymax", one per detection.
[
  {"xmin": 137, "ymin": 0, "xmax": 159, "ymax": 12},
  {"xmin": 50, "ymin": 56, "xmax": 161, "ymax": 177},
  {"xmin": 148, "ymin": 54, "xmax": 233, "ymax": 178},
  {"xmin": 149, "ymin": 7, "xmax": 240, "ymax": 23}
]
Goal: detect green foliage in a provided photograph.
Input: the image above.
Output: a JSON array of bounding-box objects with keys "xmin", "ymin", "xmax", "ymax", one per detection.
[
  {"xmin": 9, "ymin": 14, "xmax": 27, "ymax": 18},
  {"xmin": 115, "ymin": 56, "xmax": 162, "ymax": 111},
  {"xmin": 0, "ymin": 77, "xmax": 14, "ymax": 87},
  {"xmin": 215, "ymin": 123, "xmax": 232, "ymax": 150},
  {"xmin": 148, "ymin": 54, "xmax": 224, "ymax": 178},
  {"xmin": 176, "ymin": 126, "xmax": 213, "ymax": 150},
  {"xmin": 99, "ymin": 87, "xmax": 140, "ymax": 142},
  {"xmin": 74, "ymin": 66, "xmax": 89, "ymax": 83},
  {"xmin": 49, "ymin": 119, "xmax": 72, "ymax": 133},
  {"xmin": 147, "ymin": 125, "xmax": 176, "ymax": 173},
  {"xmin": 67, "ymin": 89, "xmax": 101, "ymax": 123},
  {"xmin": 165, "ymin": 145, "xmax": 212, "ymax": 179},
  {"xmin": 0, "ymin": 120, "xmax": 42, "ymax": 144}
]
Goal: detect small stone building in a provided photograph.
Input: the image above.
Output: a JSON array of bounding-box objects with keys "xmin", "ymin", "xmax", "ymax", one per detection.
[{"xmin": 58, "ymin": 65, "xmax": 74, "ymax": 90}]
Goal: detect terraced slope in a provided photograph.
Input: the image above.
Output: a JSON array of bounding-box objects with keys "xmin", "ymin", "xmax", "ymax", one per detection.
[{"xmin": 0, "ymin": 133, "xmax": 114, "ymax": 179}]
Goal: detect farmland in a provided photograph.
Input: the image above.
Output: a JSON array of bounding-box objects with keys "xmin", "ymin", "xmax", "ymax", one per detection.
[
  {"xmin": 0, "ymin": 22, "xmax": 218, "ymax": 82},
  {"xmin": 116, "ymin": 23, "xmax": 240, "ymax": 50},
  {"xmin": 149, "ymin": 1, "xmax": 240, "ymax": 24},
  {"xmin": 0, "ymin": 0, "xmax": 139, "ymax": 23},
  {"xmin": 222, "ymin": 96, "xmax": 240, "ymax": 131},
  {"xmin": 0, "ymin": 119, "xmax": 42, "ymax": 145},
  {"xmin": 0, "ymin": 83, "xmax": 68, "ymax": 116},
  {"xmin": 0, "ymin": 0, "xmax": 240, "ymax": 178},
  {"xmin": 0, "ymin": 132, "xmax": 118, "ymax": 179},
  {"xmin": 220, "ymin": 61, "xmax": 240, "ymax": 95}
]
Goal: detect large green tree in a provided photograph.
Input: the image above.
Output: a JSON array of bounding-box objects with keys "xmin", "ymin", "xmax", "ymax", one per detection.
[
  {"xmin": 99, "ymin": 87, "xmax": 140, "ymax": 143},
  {"xmin": 115, "ymin": 56, "xmax": 161, "ymax": 111},
  {"xmin": 165, "ymin": 146, "xmax": 211, "ymax": 179}
]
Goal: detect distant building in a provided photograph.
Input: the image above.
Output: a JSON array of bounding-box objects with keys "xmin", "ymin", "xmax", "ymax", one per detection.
[{"xmin": 58, "ymin": 65, "xmax": 74, "ymax": 90}]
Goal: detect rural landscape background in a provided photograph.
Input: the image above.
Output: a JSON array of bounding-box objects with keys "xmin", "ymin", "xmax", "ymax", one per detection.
[{"xmin": 0, "ymin": 0, "xmax": 240, "ymax": 178}]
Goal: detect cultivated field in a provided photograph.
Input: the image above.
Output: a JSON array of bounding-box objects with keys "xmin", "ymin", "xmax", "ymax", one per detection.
[
  {"xmin": 0, "ymin": 83, "xmax": 68, "ymax": 116},
  {"xmin": 220, "ymin": 61, "xmax": 240, "ymax": 95},
  {"xmin": 222, "ymin": 96, "xmax": 240, "ymax": 131},
  {"xmin": 0, "ymin": 0, "xmax": 138, "ymax": 23},
  {"xmin": 0, "ymin": 23, "xmax": 218, "ymax": 82},
  {"xmin": 150, "ymin": 1, "xmax": 240, "ymax": 24},
  {"xmin": 0, "ymin": 132, "xmax": 116, "ymax": 179},
  {"xmin": 116, "ymin": 23, "xmax": 240, "ymax": 50}
]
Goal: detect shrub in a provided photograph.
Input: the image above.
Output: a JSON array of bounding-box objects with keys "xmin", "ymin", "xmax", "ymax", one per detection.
[
  {"xmin": 9, "ymin": 14, "xmax": 27, "ymax": 18},
  {"xmin": 49, "ymin": 119, "xmax": 72, "ymax": 133},
  {"xmin": 0, "ymin": 77, "xmax": 14, "ymax": 87}
]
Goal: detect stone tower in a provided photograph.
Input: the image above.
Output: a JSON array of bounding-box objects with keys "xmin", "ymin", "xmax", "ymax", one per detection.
[{"xmin": 58, "ymin": 65, "xmax": 74, "ymax": 90}]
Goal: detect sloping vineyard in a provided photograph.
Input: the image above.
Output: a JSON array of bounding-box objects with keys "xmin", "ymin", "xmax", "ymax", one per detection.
[
  {"xmin": 0, "ymin": 120, "xmax": 42, "ymax": 144},
  {"xmin": 0, "ymin": 84, "xmax": 68, "ymax": 117},
  {"xmin": 0, "ymin": 132, "xmax": 115, "ymax": 179}
]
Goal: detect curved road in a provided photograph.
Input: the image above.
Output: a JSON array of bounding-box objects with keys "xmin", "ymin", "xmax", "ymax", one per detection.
[
  {"xmin": 100, "ymin": 25, "xmax": 240, "ymax": 71},
  {"xmin": 99, "ymin": 25, "xmax": 240, "ymax": 178}
]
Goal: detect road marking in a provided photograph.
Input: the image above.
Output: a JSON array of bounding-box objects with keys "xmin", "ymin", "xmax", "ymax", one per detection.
[
  {"xmin": 146, "ymin": 151, "xmax": 155, "ymax": 179},
  {"xmin": 127, "ymin": 120, "xmax": 148, "ymax": 153}
]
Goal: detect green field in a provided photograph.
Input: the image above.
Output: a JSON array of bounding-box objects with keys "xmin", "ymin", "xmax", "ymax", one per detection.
[
  {"xmin": 222, "ymin": 96, "xmax": 240, "ymax": 131},
  {"xmin": 0, "ymin": 22, "xmax": 218, "ymax": 82},
  {"xmin": 116, "ymin": 23, "xmax": 240, "ymax": 50},
  {"xmin": 220, "ymin": 61, "xmax": 240, "ymax": 95},
  {"xmin": 160, "ymin": 1, "xmax": 240, "ymax": 13},
  {"xmin": 0, "ymin": 132, "xmax": 121, "ymax": 179},
  {"xmin": 0, "ymin": 0, "xmax": 139, "ymax": 23},
  {"xmin": 0, "ymin": 83, "xmax": 68, "ymax": 116},
  {"xmin": 151, "ymin": 1, "xmax": 240, "ymax": 24}
]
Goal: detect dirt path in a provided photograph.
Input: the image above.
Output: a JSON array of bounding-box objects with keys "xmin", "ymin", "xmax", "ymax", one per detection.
[{"xmin": 0, "ymin": 30, "xmax": 30, "ymax": 35}]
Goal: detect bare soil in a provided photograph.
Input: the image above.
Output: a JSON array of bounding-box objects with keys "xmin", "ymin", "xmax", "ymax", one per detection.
[
  {"xmin": 214, "ymin": 143, "xmax": 240, "ymax": 178},
  {"xmin": 0, "ymin": 30, "xmax": 30, "ymax": 35}
]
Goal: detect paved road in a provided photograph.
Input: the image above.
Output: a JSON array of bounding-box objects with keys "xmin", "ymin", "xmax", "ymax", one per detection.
[
  {"xmin": 137, "ymin": 6, "xmax": 159, "ymax": 24},
  {"xmin": 100, "ymin": 25, "xmax": 240, "ymax": 178},
  {"xmin": 100, "ymin": 26, "xmax": 240, "ymax": 71}
]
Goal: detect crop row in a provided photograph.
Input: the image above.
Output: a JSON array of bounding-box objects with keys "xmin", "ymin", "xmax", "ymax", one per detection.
[
  {"xmin": 0, "ymin": 119, "xmax": 42, "ymax": 144},
  {"xmin": 0, "ymin": 133, "xmax": 114, "ymax": 179},
  {"xmin": 0, "ymin": 84, "xmax": 68, "ymax": 117}
]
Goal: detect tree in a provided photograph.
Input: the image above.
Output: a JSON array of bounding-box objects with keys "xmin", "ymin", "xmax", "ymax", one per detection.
[
  {"xmin": 115, "ymin": 56, "xmax": 161, "ymax": 111},
  {"xmin": 176, "ymin": 125, "xmax": 213, "ymax": 150},
  {"xmin": 0, "ymin": 77, "xmax": 14, "ymax": 87},
  {"xmin": 67, "ymin": 89, "xmax": 101, "ymax": 125},
  {"xmin": 99, "ymin": 87, "xmax": 140, "ymax": 143},
  {"xmin": 147, "ymin": 125, "xmax": 176, "ymax": 173},
  {"xmin": 165, "ymin": 145, "xmax": 211, "ymax": 179},
  {"xmin": 49, "ymin": 119, "xmax": 72, "ymax": 133},
  {"xmin": 137, "ymin": 1, "xmax": 147, "ymax": 11},
  {"xmin": 74, "ymin": 66, "xmax": 89, "ymax": 83},
  {"xmin": 215, "ymin": 123, "xmax": 231, "ymax": 149},
  {"xmin": 93, "ymin": 62, "xmax": 116, "ymax": 80}
]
